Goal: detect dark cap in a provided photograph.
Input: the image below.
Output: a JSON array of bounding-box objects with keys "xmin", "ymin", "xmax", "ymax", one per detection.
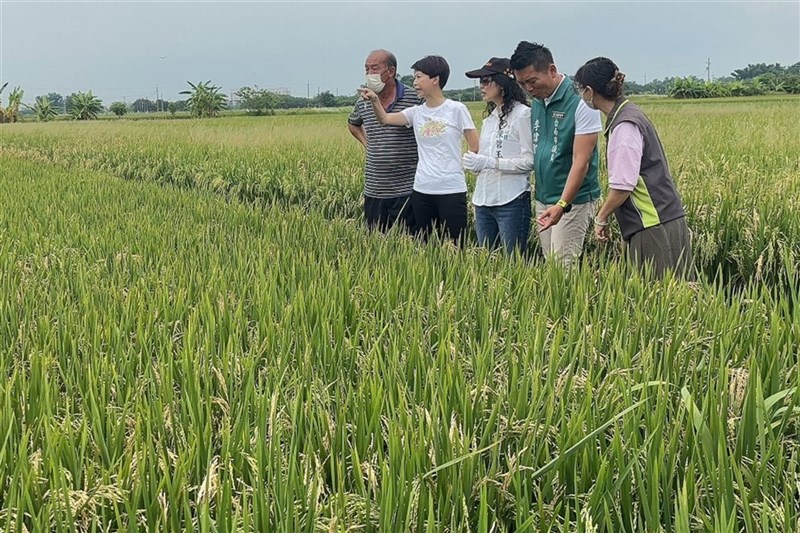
[{"xmin": 465, "ymin": 57, "xmax": 515, "ymax": 79}]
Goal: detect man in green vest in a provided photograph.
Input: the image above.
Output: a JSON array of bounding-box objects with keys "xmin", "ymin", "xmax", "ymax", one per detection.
[{"xmin": 510, "ymin": 41, "xmax": 601, "ymax": 267}]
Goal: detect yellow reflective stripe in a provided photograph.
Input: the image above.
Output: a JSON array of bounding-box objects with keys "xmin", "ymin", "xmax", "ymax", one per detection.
[
  {"xmin": 630, "ymin": 176, "xmax": 661, "ymax": 228},
  {"xmin": 603, "ymin": 99, "xmax": 630, "ymax": 137}
]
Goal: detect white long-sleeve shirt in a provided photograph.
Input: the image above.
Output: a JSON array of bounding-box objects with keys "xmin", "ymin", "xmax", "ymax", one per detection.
[{"xmin": 472, "ymin": 102, "xmax": 534, "ymax": 207}]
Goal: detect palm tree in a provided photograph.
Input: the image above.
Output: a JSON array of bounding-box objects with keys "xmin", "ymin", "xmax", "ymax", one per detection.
[
  {"xmin": 180, "ymin": 81, "xmax": 226, "ymax": 118},
  {"xmin": 0, "ymin": 82, "xmax": 7, "ymax": 123},
  {"xmin": 26, "ymin": 95, "xmax": 58, "ymax": 122},
  {"xmin": 704, "ymin": 81, "xmax": 730, "ymax": 98},
  {"xmin": 0, "ymin": 83, "xmax": 25, "ymax": 123},
  {"xmin": 69, "ymin": 91, "xmax": 103, "ymax": 120},
  {"xmin": 783, "ymin": 74, "xmax": 800, "ymax": 95},
  {"xmin": 669, "ymin": 77, "xmax": 704, "ymax": 99},
  {"xmin": 729, "ymin": 81, "xmax": 748, "ymax": 97}
]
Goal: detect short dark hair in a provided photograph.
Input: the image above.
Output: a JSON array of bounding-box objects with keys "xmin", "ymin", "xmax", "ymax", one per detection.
[
  {"xmin": 510, "ymin": 41, "xmax": 554, "ymax": 73},
  {"xmin": 574, "ymin": 57, "xmax": 625, "ymax": 99},
  {"xmin": 411, "ymin": 55, "xmax": 450, "ymax": 89}
]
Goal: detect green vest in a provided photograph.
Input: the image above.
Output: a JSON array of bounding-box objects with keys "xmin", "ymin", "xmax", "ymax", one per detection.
[{"xmin": 530, "ymin": 76, "xmax": 600, "ymax": 205}]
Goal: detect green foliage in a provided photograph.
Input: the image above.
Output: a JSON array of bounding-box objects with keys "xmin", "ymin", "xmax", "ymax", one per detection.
[
  {"xmin": 7, "ymin": 87, "xmax": 25, "ymax": 123},
  {"xmin": 443, "ymin": 86, "xmax": 483, "ymax": 102},
  {"xmin": 668, "ymin": 77, "xmax": 706, "ymax": 98},
  {"xmin": 109, "ymin": 101, "xmax": 128, "ymax": 117},
  {"xmin": 315, "ymin": 90, "xmax": 337, "ymax": 107},
  {"xmin": 2, "ymin": 98, "xmax": 798, "ymax": 285},
  {"xmin": 669, "ymin": 77, "xmax": 773, "ymax": 99},
  {"xmin": 0, "ymin": 84, "xmax": 24, "ymax": 123},
  {"xmin": 69, "ymin": 91, "xmax": 103, "ymax": 120},
  {"xmin": 26, "ymin": 95, "xmax": 58, "ymax": 122},
  {"xmin": 703, "ymin": 81, "xmax": 731, "ymax": 98},
  {"xmin": 0, "ymin": 99, "xmax": 799, "ymax": 528},
  {"xmin": 234, "ymin": 85, "xmax": 275, "ymax": 115},
  {"xmin": 132, "ymin": 98, "xmax": 156, "ymax": 113},
  {"xmin": 37, "ymin": 92, "xmax": 65, "ymax": 112},
  {"xmin": 581, "ymin": 63, "xmax": 800, "ymax": 98},
  {"xmin": 781, "ymin": 74, "xmax": 800, "ymax": 94},
  {"xmin": 64, "ymin": 92, "xmax": 81, "ymax": 113},
  {"xmin": 667, "ymin": 63, "xmax": 800, "ymax": 99},
  {"xmin": 180, "ymin": 80, "xmax": 227, "ymax": 118},
  {"xmin": 732, "ymin": 62, "xmax": 789, "ymax": 80},
  {"xmin": 727, "ymin": 79, "xmax": 768, "ymax": 97},
  {"xmin": 334, "ymin": 94, "xmax": 359, "ymax": 107},
  {"xmin": 273, "ymin": 93, "xmax": 315, "ymax": 109}
]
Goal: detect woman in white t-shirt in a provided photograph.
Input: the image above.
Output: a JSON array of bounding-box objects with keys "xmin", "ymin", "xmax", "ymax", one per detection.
[
  {"xmin": 462, "ymin": 57, "xmax": 533, "ymax": 255},
  {"xmin": 359, "ymin": 55, "xmax": 479, "ymax": 245}
]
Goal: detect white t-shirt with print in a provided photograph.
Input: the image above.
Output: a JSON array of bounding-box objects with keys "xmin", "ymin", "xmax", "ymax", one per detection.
[{"xmin": 401, "ymin": 99, "xmax": 476, "ymax": 195}]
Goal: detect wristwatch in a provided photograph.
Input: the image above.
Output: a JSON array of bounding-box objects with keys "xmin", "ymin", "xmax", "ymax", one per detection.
[{"xmin": 556, "ymin": 199, "xmax": 572, "ymax": 213}]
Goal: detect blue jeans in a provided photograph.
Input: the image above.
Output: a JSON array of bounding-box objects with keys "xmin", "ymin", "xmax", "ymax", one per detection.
[{"xmin": 474, "ymin": 191, "xmax": 532, "ymax": 254}]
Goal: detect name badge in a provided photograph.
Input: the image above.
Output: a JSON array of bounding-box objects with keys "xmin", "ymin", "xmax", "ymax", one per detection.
[{"xmin": 552, "ymin": 111, "xmax": 565, "ymax": 119}]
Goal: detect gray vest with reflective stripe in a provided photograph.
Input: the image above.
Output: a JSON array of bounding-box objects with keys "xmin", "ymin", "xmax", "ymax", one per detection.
[{"xmin": 606, "ymin": 99, "xmax": 685, "ymax": 240}]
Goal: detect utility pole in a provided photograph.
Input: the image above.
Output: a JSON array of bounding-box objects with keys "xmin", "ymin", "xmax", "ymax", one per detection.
[
  {"xmin": 706, "ymin": 58, "xmax": 712, "ymax": 82},
  {"xmin": 156, "ymin": 56, "xmax": 167, "ymax": 113}
]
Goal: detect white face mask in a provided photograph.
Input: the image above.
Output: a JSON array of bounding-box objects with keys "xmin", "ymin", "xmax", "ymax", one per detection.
[
  {"xmin": 365, "ymin": 73, "xmax": 386, "ymax": 93},
  {"xmin": 581, "ymin": 87, "xmax": 596, "ymax": 110}
]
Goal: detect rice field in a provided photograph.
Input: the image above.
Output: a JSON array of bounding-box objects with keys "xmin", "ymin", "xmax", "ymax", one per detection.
[{"xmin": 0, "ymin": 96, "xmax": 799, "ymax": 531}]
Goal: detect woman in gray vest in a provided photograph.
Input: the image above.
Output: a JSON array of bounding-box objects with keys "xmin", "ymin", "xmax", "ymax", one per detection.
[{"xmin": 574, "ymin": 57, "xmax": 694, "ymax": 280}]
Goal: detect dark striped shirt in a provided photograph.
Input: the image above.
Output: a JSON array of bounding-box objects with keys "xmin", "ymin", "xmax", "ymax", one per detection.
[{"xmin": 349, "ymin": 82, "xmax": 420, "ymax": 199}]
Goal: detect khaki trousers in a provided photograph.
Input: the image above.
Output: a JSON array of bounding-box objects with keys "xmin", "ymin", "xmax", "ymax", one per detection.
[{"xmin": 535, "ymin": 200, "xmax": 597, "ymax": 268}]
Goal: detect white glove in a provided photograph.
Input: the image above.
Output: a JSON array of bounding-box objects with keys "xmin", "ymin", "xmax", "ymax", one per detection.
[{"xmin": 462, "ymin": 152, "xmax": 496, "ymax": 172}]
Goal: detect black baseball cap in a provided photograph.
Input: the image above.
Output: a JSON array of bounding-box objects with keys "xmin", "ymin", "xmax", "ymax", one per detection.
[{"xmin": 465, "ymin": 57, "xmax": 515, "ymax": 79}]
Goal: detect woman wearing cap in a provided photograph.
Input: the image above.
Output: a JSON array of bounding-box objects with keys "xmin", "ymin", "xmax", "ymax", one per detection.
[
  {"xmin": 574, "ymin": 57, "xmax": 694, "ymax": 279},
  {"xmin": 463, "ymin": 57, "xmax": 533, "ymax": 255},
  {"xmin": 358, "ymin": 55, "xmax": 478, "ymax": 245}
]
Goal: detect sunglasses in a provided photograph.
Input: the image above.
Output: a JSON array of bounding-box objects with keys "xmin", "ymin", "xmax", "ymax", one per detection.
[{"xmin": 479, "ymin": 76, "xmax": 494, "ymax": 86}]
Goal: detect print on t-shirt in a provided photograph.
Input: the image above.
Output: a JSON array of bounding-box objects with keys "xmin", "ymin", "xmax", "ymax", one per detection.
[{"xmin": 419, "ymin": 119, "xmax": 447, "ymax": 138}]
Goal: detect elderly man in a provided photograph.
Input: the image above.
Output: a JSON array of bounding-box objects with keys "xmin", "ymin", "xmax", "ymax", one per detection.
[
  {"xmin": 510, "ymin": 41, "xmax": 602, "ymax": 267},
  {"xmin": 348, "ymin": 49, "xmax": 421, "ymax": 232}
]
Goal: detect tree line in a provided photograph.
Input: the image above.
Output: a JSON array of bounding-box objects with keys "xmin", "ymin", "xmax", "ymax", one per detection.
[
  {"xmin": 2, "ymin": 62, "xmax": 799, "ymax": 123},
  {"xmin": 627, "ymin": 62, "xmax": 800, "ymax": 98}
]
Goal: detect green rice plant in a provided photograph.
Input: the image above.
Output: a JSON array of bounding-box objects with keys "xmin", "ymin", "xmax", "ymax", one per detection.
[
  {"xmin": 0, "ymin": 152, "xmax": 798, "ymax": 531},
  {"xmin": 1, "ymin": 96, "xmax": 798, "ymax": 290}
]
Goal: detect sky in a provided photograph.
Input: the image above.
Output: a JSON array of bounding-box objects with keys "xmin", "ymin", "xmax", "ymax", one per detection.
[{"xmin": 1, "ymin": 0, "xmax": 798, "ymax": 105}]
